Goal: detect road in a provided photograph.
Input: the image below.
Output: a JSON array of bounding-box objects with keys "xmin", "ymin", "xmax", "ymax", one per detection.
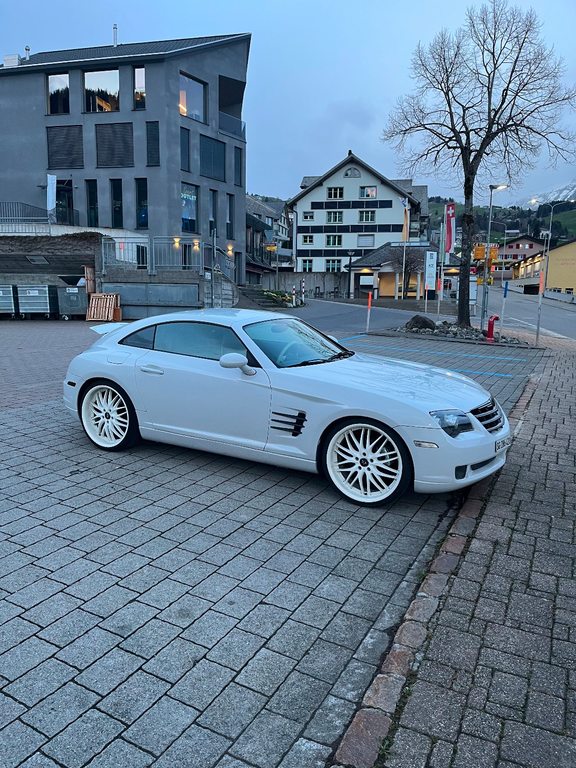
[{"xmin": 486, "ymin": 284, "xmax": 576, "ymax": 340}]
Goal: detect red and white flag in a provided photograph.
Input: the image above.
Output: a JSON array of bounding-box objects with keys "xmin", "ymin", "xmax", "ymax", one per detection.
[{"xmin": 445, "ymin": 203, "xmax": 456, "ymax": 254}]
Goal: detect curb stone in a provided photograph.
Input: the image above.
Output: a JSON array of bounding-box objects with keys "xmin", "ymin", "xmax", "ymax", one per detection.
[{"xmin": 330, "ymin": 372, "xmax": 540, "ymax": 768}]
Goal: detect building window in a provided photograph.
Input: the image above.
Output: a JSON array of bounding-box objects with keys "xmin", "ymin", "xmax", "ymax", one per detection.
[
  {"xmin": 209, "ymin": 190, "xmax": 218, "ymax": 235},
  {"xmin": 136, "ymin": 245, "xmax": 148, "ymax": 269},
  {"xmin": 179, "ymin": 73, "xmax": 206, "ymax": 122},
  {"xmin": 84, "ymin": 70, "xmax": 119, "ymax": 112},
  {"xmin": 181, "ymin": 183, "xmax": 198, "ymax": 233},
  {"xmin": 360, "ymin": 186, "xmax": 377, "ymax": 198},
  {"xmin": 326, "ymin": 235, "xmax": 342, "ymax": 247},
  {"xmin": 47, "ymin": 74, "xmax": 69, "ymax": 115},
  {"xmin": 325, "ymin": 259, "xmax": 342, "ymax": 272},
  {"xmin": 180, "ymin": 127, "xmax": 190, "ymax": 172},
  {"xmin": 85, "ymin": 180, "xmax": 98, "ymax": 227},
  {"xmin": 135, "ymin": 178, "xmax": 148, "ymax": 229},
  {"xmin": 358, "ymin": 234, "xmax": 375, "ymax": 247},
  {"xmin": 302, "ymin": 259, "xmax": 313, "ymax": 272},
  {"xmin": 234, "ymin": 147, "xmax": 243, "ymax": 186},
  {"xmin": 327, "ymin": 187, "xmax": 344, "ymax": 199},
  {"xmin": 146, "ymin": 122, "xmax": 160, "ymax": 166},
  {"xmin": 133, "ymin": 67, "xmax": 146, "ymax": 110},
  {"xmin": 200, "ymin": 135, "xmax": 226, "ymax": 181},
  {"xmin": 327, "ymin": 211, "xmax": 343, "ymax": 224},
  {"xmin": 110, "ymin": 179, "xmax": 123, "ymax": 228},
  {"xmin": 303, "ymin": 211, "xmax": 314, "ymax": 220},
  {"xmin": 359, "ymin": 210, "xmax": 375, "ymax": 223},
  {"xmin": 47, "ymin": 125, "xmax": 84, "ymax": 169},
  {"xmin": 95, "ymin": 123, "xmax": 134, "ymax": 167},
  {"xmin": 303, "ymin": 235, "xmax": 314, "ymax": 245},
  {"xmin": 226, "ymin": 194, "xmax": 235, "ymax": 239}
]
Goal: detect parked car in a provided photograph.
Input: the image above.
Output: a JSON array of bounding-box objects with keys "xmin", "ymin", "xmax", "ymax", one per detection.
[{"xmin": 63, "ymin": 309, "xmax": 511, "ymax": 506}]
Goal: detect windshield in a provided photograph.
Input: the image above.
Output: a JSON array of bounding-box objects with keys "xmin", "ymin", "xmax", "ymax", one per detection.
[{"xmin": 244, "ymin": 318, "xmax": 354, "ymax": 368}]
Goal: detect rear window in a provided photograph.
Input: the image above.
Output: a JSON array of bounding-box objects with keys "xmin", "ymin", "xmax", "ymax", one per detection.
[{"xmin": 119, "ymin": 325, "xmax": 156, "ymax": 350}]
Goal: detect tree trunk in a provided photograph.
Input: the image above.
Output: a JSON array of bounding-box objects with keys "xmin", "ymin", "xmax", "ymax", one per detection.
[{"xmin": 458, "ymin": 174, "xmax": 475, "ymax": 327}]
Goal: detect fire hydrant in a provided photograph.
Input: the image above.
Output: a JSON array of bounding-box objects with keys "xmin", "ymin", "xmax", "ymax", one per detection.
[{"xmin": 486, "ymin": 314, "xmax": 499, "ymax": 343}]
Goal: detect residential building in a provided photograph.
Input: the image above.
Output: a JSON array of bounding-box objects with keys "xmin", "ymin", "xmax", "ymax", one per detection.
[
  {"xmin": 512, "ymin": 238, "xmax": 576, "ymax": 297},
  {"xmin": 347, "ymin": 242, "xmax": 439, "ymax": 299},
  {"xmin": 492, "ymin": 234, "xmax": 545, "ymax": 280},
  {"xmin": 287, "ymin": 151, "xmax": 428, "ymax": 274},
  {"xmin": 245, "ymin": 195, "xmax": 293, "ymax": 279},
  {"xmin": 0, "ymin": 33, "xmax": 250, "ymax": 284}
]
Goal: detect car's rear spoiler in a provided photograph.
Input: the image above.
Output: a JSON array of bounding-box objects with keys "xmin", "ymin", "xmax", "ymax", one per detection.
[{"xmin": 89, "ymin": 322, "xmax": 129, "ymax": 335}]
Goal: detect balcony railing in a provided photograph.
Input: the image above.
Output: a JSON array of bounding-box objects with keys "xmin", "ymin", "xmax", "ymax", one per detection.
[
  {"xmin": 0, "ymin": 201, "xmax": 50, "ymax": 234},
  {"xmin": 218, "ymin": 112, "xmax": 246, "ymax": 140}
]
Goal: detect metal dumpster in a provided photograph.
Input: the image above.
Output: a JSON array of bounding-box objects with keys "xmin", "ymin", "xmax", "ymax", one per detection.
[
  {"xmin": 16, "ymin": 285, "xmax": 59, "ymax": 317},
  {"xmin": 57, "ymin": 286, "xmax": 88, "ymax": 319},
  {"xmin": 0, "ymin": 285, "xmax": 18, "ymax": 316}
]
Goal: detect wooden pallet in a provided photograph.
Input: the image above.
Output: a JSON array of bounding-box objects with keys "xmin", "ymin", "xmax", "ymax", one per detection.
[{"xmin": 86, "ymin": 293, "xmax": 120, "ymax": 322}]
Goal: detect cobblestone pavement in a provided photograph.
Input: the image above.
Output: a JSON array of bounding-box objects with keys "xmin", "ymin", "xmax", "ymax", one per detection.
[
  {"xmin": 0, "ymin": 321, "xmax": 544, "ymax": 768},
  {"xmin": 375, "ymin": 338, "xmax": 576, "ymax": 768}
]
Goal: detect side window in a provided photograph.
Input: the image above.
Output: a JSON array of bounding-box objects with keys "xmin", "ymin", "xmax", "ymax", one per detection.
[
  {"xmin": 119, "ymin": 325, "xmax": 155, "ymax": 349},
  {"xmin": 154, "ymin": 322, "xmax": 246, "ymax": 360}
]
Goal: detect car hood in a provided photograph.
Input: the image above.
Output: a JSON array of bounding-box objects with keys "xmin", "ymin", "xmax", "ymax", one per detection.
[{"xmin": 287, "ymin": 352, "xmax": 491, "ymax": 412}]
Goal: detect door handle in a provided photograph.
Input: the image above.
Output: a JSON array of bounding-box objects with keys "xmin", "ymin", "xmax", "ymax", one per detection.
[{"xmin": 139, "ymin": 365, "xmax": 164, "ymax": 375}]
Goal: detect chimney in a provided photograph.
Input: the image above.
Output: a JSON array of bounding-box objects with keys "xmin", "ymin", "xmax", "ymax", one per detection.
[
  {"xmin": 25, "ymin": 46, "xmax": 30, "ymax": 61},
  {"xmin": 348, "ymin": 149, "xmax": 353, "ymax": 156},
  {"xmin": 3, "ymin": 54, "xmax": 21, "ymax": 68},
  {"xmin": 113, "ymin": 24, "xmax": 118, "ymax": 47}
]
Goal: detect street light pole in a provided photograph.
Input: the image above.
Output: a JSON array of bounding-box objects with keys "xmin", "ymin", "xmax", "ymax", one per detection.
[
  {"xmin": 347, "ymin": 251, "xmax": 354, "ymax": 299},
  {"xmin": 481, "ymin": 183, "xmax": 508, "ymax": 330}
]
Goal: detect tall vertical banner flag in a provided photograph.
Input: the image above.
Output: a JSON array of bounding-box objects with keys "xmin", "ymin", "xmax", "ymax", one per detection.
[
  {"xmin": 445, "ymin": 202, "xmax": 456, "ymax": 254},
  {"xmin": 401, "ymin": 198, "xmax": 410, "ymax": 242},
  {"xmin": 47, "ymin": 174, "xmax": 57, "ymax": 224}
]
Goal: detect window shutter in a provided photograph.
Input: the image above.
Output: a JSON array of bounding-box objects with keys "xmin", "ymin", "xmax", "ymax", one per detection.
[
  {"xmin": 146, "ymin": 121, "xmax": 160, "ymax": 166},
  {"xmin": 46, "ymin": 126, "xmax": 84, "ymax": 169},
  {"xmin": 96, "ymin": 123, "xmax": 134, "ymax": 167}
]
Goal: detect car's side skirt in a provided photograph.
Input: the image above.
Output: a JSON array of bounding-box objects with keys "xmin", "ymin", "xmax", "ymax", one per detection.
[{"xmin": 139, "ymin": 427, "xmax": 318, "ymax": 474}]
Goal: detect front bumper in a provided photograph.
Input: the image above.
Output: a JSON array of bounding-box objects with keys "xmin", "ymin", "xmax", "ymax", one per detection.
[{"xmin": 397, "ymin": 417, "xmax": 511, "ymax": 494}]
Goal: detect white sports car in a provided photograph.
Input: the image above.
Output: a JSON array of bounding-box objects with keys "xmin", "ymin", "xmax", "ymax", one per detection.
[{"xmin": 63, "ymin": 309, "xmax": 511, "ymax": 506}]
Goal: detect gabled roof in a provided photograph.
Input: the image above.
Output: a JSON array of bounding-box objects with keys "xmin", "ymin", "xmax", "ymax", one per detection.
[
  {"xmin": 288, "ymin": 152, "xmax": 420, "ymax": 208},
  {"xmin": 350, "ymin": 242, "xmax": 438, "ymax": 269},
  {"xmin": 246, "ymin": 195, "xmax": 279, "ymax": 221},
  {"xmin": 501, "ymin": 234, "xmax": 545, "ymax": 247},
  {"xmin": 0, "ymin": 34, "xmax": 250, "ymax": 71}
]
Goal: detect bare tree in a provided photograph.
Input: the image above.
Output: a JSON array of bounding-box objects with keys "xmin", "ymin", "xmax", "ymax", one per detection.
[{"xmin": 383, "ymin": 0, "xmax": 575, "ymax": 326}]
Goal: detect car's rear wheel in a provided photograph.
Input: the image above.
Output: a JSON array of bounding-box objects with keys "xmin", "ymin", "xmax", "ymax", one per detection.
[
  {"xmin": 80, "ymin": 381, "xmax": 139, "ymax": 451},
  {"xmin": 321, "ymin": 418, "xmax": 412, "ymax": 506}
]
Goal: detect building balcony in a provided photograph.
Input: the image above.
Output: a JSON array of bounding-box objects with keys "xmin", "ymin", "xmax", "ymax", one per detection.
[{"xmin": 219, "ymin": 112, "xmax": 246, "ymax": 140}]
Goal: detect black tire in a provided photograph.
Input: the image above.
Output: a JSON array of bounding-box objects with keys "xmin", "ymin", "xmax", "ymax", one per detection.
[
  {"xmin": 320, "ymin": 417, "xmax": 413, "ymax": 506},
  {"xmin": 79, "ymin": 379, "xmax": 140, "ymax": 452}
]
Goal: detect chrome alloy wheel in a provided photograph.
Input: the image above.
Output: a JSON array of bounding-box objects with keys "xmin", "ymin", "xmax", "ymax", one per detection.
[
  {"xmin": 81, "ymin": 384, "xmax": 131, "ymax": 449},
  {"xmin": 325, "ymin": 422, "xmax": 405, "ymax": 503}
]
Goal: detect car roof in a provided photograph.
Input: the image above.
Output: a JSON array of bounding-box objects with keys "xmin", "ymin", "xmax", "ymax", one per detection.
[{"xmin": 116, "ymin": 309, "xmax": 295, "ymax": 334}]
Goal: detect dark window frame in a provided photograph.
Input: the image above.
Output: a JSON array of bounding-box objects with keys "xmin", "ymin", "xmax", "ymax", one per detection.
[
  {"xmin": 110, "ymin": 178, "xmax": 123, "ymax": 229},
  {"xmin": 179, "ymin": 72, "xmax": 207, "ymax": 123},
  {"xmin": 180, "ymin": 127, "xmax": 190, "ymax": 172},
  {"xmin": 181, "ymin": 182, "xmax": 199, "ymax": 233},
  {"xmin": 47, "ymin": 73, "xmax": 70, "ymax": 115},
  {"xmin": 85, "ymin": 179, "xmax": 98, "ymax": 227},
  {"xmin": 135, "ymin": 178, "xmax": 148, "ymax": 230},
  {"xmin": 84, "ymin": 69, "xmax": 120, "ymax": 113},
  {"xmin": 200, "ymin": 135, "xmax": 226, "ymax": 182}
]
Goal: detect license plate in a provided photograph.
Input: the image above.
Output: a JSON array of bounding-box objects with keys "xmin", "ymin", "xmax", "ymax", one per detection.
[{"xmin": 495, "ymin": 436, "xmax": 512, "ymax": 453}]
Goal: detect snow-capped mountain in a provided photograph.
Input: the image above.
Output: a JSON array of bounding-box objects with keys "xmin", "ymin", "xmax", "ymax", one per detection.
[{"xmin": 526, "ymin": 180, "xmax": 576, "ymax": 205}]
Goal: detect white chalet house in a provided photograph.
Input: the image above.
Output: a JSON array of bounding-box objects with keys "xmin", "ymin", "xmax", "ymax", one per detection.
[{"xmin": 287, "ymin": 151, "xmax": 428, "ymax": 273}]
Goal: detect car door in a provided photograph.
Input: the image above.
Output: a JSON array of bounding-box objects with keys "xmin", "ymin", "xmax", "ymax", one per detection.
[{"xmin": 133, "ymin": 320, "xmax": 272, "ymax": 450}]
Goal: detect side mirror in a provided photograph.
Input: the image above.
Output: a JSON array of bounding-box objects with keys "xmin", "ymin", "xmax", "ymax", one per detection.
[{"xmin": 219, "ymin": 352, "xmax": 256, "ymax": 376}]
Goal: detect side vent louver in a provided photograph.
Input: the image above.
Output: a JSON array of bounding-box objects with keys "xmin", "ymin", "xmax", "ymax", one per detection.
[{"xmin": 271, "ymin": 410, "xmax": 307, "ymax": 437}]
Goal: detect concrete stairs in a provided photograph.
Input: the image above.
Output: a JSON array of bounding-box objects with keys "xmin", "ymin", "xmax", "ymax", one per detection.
[{"xmin": 236, "ymin": 285, "xmax": 285, "ymax": 310}]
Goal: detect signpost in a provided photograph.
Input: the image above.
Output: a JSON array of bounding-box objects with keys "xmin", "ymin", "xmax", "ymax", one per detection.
[
  {"xmin": 499, "ymin": 280, "xmax": 509, "ymax": 338},
  {"xmin": 424, "ymin": 251, "xmax": 436, "ymax": 314}
]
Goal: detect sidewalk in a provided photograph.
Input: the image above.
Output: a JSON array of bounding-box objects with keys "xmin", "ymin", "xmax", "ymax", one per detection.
[{"xmin": 334, "ymin": 334, "xmax": 576, "ymax": 768}]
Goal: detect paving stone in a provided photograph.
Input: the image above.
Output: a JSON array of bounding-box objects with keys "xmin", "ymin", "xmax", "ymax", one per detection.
[
  {"xmin": 198, "ymin": 682, "xmax": 266, "ymax": 738},
  {"xmin": 76, "ymin": 647, "xmax": 144, "ymax": 694},
  {"xmin": 21, "ymin": 681, "xmax": 98, "ymax": 736},
  {"xmin": 235, "ymin": 648, "xmax": 297, "ymax": 695},
  {"xmin": 144, "ymin": 638, "xmax": 207, "ymax": 682},
  {"xmin": 182, "ymin": 610, "xmax": 239, "ymax": 648},
  {"xmin": 238, "ymin": 604, "xmax": 291, "ymax": 639},
  {"xmin": 22, "ymin": 592, "xmax": 82, "ymax": 627},
  {"xmin": 268, "ymin": 670, "xmax": 331, "ymax": 723},
  {"xmin": 335, "ymin": 708, "xmax": 392, "ymax": 768},
  {"xmin": 124, "ymin": 695, "xmax": 198, "ymax": 755},
  {"xmin": 489, "ymin": 671, "xmax": 528, "ymax": 708},
  {"xmin": 42, "ymin": 709, "xmax": 124, "ymax": 768},
  {"xmin": 230, "ymin": 710, "xmax": 302, "ymax": 768},
  {"xmin": 120, "ymin": 618, "xmax": 181, "ymax": 658},
  {"xmin": 526, "ymin": 690, "xmax": 565, "ymax": 732},
  {"xmin": 501, "ymin": 721, "xmax": 576, "ymax": 767},
  {"xmin": 320, "ymin": 611, "xmax": 372, "ymax": 650},
  {"xmin": 98, "ymin": 670, "xmax": 170, "ymax": 724},
  {"xmin": 85, "ymin": 739, "xmax": 154, "ymax": 767},
  {"xmin": 303, "ymin": 693, "xmax": 356, "ymax": 745},
  {"xmin": 38, "ymin": 608, "xmax": 101, "ymax": 647},
  {"xmin": 291, "ymin": 596, "xmax": 340, "ymax": 629},
  {"xmin": 0, "ymin": 617, "xmax": 37, "ymax": 654},
  {"xmin": 241, "ymin": 566, "xmax": 287, "ymax": 595},
  {"xmin": 331, "ymin": 658, "xmax": 378, "ymax": 703},
  {"xmin": 0, "ymin": 636, "xmax": 57, "ymax": 680},
  {"xmin": 266, "ymin": 620, "xmax": 320, "ymax": 660},
  {"xmin": 0, "ymin": 719, "xmax": 47, "ymax": 767},
  {"xmin": 3, "ymin": 658, "xmax": 76, "ymax": 706},
  {"xmin": 264, "ymin": 581, "xmax": 311, "ymax": 610},
  {"xmin": 82, "ymin": 585, "xmax": 137, "ymax": 617},
  {"xmin": 153, "ymin": 724, "xmax": 230, "ymax": 768},
  {"xmin": 171, "ymin": 659, "xmax": 235, "ymax": 709},
  {"xmin": 99, "ymin": 601, "xmax": 159, "ymax": 637},
  {"xmin": 207, "ymin": 628, "xmax": 266, "ymax": 670},
  {"xmin": 0, "ymin": 691, "xmax": 26, "ymax": 728},
  {"xmin": 6, "ymin": 578, "xmax": 63, "ymax": 609},
  {"xmin": 277, "ymin": 738, "xmax": 332, "ymax": 768},
  {"xmin": 157, "ymin": 594, "xmax": 212, "ymax": 628},
  {"xmin": 190, "ymin": 573, "xmax": 240, "ymax": 601},
  {"xmin": 56, "ymin": 627, "xmax": 120, "ymax": 669},
  {"xmin": 402, "ymin": 681, "xmax": 466, "ymax": 741},
  {"xmin": 384, "ymin": 726, "xmax": 431, "ymax": 768},
  {"xmin": 214, "ymin": 587, "xmax": 263, "ymax": 619}
]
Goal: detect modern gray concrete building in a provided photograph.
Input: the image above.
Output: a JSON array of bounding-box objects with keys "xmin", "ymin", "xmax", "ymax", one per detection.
[{"xmin": 0, "ymin": 33, "xmax": 250, "ymax": 283}]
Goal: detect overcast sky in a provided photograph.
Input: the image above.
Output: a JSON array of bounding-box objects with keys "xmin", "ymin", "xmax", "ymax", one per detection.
[{"xmin": 1, "ymin": 0, "xmax": 575, "ymax": 206}]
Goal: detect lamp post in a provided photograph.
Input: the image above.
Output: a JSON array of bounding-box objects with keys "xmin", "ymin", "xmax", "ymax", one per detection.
[
  {"xmin": 347, "ymin": 251, "xmax": 355, "ymax": 299},
  {"xmin": 530, "ymin": 198, "xmax": 575, "ymax": 344},
  {"xmin": 480, "ymin": 183, "xmax": 508, "ymax": 330}
]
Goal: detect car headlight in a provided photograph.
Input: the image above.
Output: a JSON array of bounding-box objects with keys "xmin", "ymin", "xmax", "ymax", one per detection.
[{"xmin": 430, "ymin": 410, "xmax": 474, "ymax": 437}]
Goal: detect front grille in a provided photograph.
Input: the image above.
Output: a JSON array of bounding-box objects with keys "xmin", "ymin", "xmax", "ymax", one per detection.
[{"xmin": 471, "ymin": 398, "xmax": 503, "ymax": 433}]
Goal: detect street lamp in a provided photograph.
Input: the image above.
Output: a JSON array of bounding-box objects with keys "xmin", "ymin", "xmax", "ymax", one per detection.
[
  {"xmin": 529, "ymin": 198, "xmax": 575, "ymax": 344},
  {"xmin": 347, "ymin": 251, "xmax": 355, "ymax": 299},
  {"xmin": 480, "ymin": 183, "xmax": 508, "ymax": 330}
]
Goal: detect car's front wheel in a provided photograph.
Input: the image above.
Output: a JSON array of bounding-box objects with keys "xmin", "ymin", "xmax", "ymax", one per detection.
[
  {"xmin": 80, "ymin": 381, "xmax": 140, "ymax": 451},
  {"xmin": 321, "ymin": 419, "xmax": 412, "ymax": 506}
]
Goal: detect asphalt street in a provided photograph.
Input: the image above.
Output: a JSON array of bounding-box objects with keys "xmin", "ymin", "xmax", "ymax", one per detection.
[{"xmin": 486, "ymin": 286, "xmax": 576, "ymax": 340}]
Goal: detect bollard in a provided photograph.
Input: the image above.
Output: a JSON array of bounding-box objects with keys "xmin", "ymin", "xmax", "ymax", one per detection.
[{"xmin": 486, "ymin": 314, "xmax": 499, "ymax": 343}]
